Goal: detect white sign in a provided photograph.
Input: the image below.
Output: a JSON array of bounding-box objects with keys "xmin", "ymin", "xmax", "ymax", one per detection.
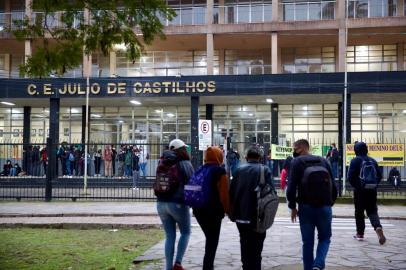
[{"xmin": 199, "ymin": 120, "xmax": 212, "ymax": 150}]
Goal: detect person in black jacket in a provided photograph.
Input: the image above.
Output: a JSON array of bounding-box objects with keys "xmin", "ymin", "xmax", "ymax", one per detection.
[
  {"xmin": 388, "ymin": 167, "xmax": 401, "ymax": 189},
  {"xmin": 229, "ymin": 145, "xmax": 274, "ymax": 270},
  {"xmin": 347, "ymin": 141, "xmax": 386, "ymax": 245},
  {"xmin": 287, "ymin": 139, "xmax": 337, "ymax": 270}
]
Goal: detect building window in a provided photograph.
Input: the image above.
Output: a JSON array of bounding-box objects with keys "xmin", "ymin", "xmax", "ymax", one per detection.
[
  {"xmin": 0, "ymin": 54, "xmax": 6, "ymax": 78},
  {"xmin": 164, "ymin": 0, "xmax": 207, "ymax": 26},
  {"xmin": 91, "ymin": 54, "xmax": 110, "ymax": 77},
  {"xmin": 346, "ymin": 45, "xmax": 397, "ymax": 72},
  {"xmin": 116, "ymin": 51, "xmax": 219, "ymax": 77},
  {"xmin": 347, "ymin": 0, "xmax": 397, "ymax": 18},
  {"xmin": 281, "ymin": 0, "xmax": 335, "ymax": 21},
  {"xmin": 225, "ymin": 49, "xmax": 272, "ymax": 75},
  {"xmin": 11, "ymin": 55, "xmax": 23, "ymax": 78},
  {"xmin": 282, "ymin": 47, "xmax": 336, "ymax": 73},
  {"xmin": 214, "ymin": 0, "xmax": 272, "ymax": 24}
]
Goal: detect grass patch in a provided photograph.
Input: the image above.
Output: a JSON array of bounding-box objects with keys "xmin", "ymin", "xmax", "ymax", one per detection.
[{"xmin": 0, "ymin": 228, "xmax": 163, "ymax": 270}]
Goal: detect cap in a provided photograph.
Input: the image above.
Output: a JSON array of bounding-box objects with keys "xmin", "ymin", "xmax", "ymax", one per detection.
[{"xmin": 169, "ymin": 139, "xmax": 186, "ymax": 150}]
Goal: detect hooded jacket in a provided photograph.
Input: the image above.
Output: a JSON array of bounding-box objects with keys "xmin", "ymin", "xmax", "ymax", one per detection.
[
  {"xmin": 193, "ymin": 147, "xmax": 230, "ymax": 218},
  {"xmin": 347, "ymin": 142, "xmax": 382, "ymax": 191},
  {"xmin": 230, "ymin": 160, "xmax": 274, "ymax": 225}
]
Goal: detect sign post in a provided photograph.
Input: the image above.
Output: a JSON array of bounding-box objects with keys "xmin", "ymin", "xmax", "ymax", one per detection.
[{"xmin": 199, "ymin": 120, "xmax": 212, "ymax": 151}]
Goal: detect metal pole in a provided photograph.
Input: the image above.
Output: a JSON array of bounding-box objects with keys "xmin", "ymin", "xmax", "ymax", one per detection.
[
  {"xmin": 342, "ymin": 0, "xmax": 349, "ymax": 194},
  {"xmin": 84, "ymin": 76, "xmax": 89, "ymax": 193}
]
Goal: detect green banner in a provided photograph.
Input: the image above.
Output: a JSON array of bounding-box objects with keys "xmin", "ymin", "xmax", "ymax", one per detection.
[
  {"xmin": 310, "ymin": 145, "xmax": 323, "ymax": 156},
  {"xmin": 271, "ymin": 144, "xmax": 293, "ymax": 160}
]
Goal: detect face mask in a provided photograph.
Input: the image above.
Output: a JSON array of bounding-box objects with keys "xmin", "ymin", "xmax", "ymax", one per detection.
[{"xmin": 293, "ymin": 151, "xmax": 299, "ymax": 158}]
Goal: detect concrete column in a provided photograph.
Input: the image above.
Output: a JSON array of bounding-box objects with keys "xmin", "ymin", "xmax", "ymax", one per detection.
[
  {"xmin": 271, "ymin": 32, "xmax": 280, "ymax": 74},
  {"xmin": 109, "ymin": 50, "xmax": 117, "ymax": 77},
  {"xmin": 82, "ymin": 7, "xmax": 92, "ymax": 77},
  {"xmin": 191, "ymin": 96, "xmax": 200, "ymax": 169},
  {"xmin": 336, "ymin": 0, "xmax": 346, "ymax": 20},
  {"xmin": 397, "ymin": 0, "xmax": 404, "ymax": 16},
  {"xmin": 397, "ymin": 43, "xmax": 404, "ymax": 71},
  {"xmin": 207, "ymin": 0, "xmax": 213, "ymax": 25},
  {"xmin": 206, "ymin": 104, "xmax": 213, "ymax": 120},
  {"xmin": 49, "ymin": 98, "xmax": 60, "ymax": 144},
  {"xmin": 22, "ymin": 106, "xmax": 31, "ymax": 173},
  {"xmin": 272, "ymin": 0, "xmax": 279, "ymax": 21},
  {"xmin": 219, "ymin": 0, "xmax": 225, "ymax": 24},
  {"xmin": 207, "ymin": 33, "xmax": 214, "ymax": 75},
  {"xmin": 4, "ymin": 54, "xmax": 11, "ymax": 78},
  {"xmin": 338, "ymin": 28, "xmax": 346, "ymax": 72},
  {"xmin": 219, "ymin": 49, "xmax": 225, "ymax": 75},
  {"xmin": 24, "ymin": 0, "xmax": 32, "ymax": 65},
  {"xmin": 344, "ymin": 93, "xmax": 351, "ymax": 144}
]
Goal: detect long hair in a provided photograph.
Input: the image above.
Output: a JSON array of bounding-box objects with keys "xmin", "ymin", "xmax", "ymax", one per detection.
[{"xmin": 174, "ymin": 146, "xmax": 190, "ymax": 161}]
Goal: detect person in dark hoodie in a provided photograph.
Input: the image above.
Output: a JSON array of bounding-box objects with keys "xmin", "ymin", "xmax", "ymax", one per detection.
[
  {"xmin": 155, "ymin": 139, "xmax": 194, "ymax": 270},
  {"xmin": 388, "ymin": 167, "xmax": 401, "ymax": 189},
  {"xmin": 193, "ymin": 146, "xmax": 230, "ymax": 270},
  {"xmin": 347, "ymin": 141, "xmax": 386, "ymax": 245},
  {"xmin": 229, "ymin": 145, "xmax": 274, "ymax": 270}
]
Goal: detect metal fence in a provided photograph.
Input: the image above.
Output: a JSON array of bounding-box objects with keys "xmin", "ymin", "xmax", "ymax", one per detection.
[{"xmin": 0, "ymin": 140, "xmax": 405, "ymax": 201}]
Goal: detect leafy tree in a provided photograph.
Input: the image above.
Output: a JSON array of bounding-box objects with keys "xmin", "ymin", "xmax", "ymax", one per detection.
[{"xmin": 11, "ymin": 0, "xmax": 175, "ymax": 78}]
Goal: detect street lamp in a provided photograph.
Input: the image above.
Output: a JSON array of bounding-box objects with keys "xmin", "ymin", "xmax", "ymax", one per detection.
[{"xmin": 342, "ymin": 0, "xmax": 349, "ymax": 194}]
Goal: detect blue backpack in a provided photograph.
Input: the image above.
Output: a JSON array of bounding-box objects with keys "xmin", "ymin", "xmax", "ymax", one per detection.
[
  {"xmin": 184, "ymin": 164, "xmax": 215, "ymax": 208},
  {"xmin": 359, "ymin": 157, "xmax": 379, "ymax": 189}
]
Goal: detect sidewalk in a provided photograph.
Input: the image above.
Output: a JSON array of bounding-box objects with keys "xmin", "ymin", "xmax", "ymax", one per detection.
[{"xmin": 0, "ymin": 201, "xmax": 405, "ymax": 228}]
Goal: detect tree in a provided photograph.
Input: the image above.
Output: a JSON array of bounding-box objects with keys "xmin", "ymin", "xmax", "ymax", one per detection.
[{"xmin": 11, "ymin": 0, "xmax": 175, "ymax": 78}]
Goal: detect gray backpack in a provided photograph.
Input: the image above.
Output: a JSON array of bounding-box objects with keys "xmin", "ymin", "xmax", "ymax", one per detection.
[{"xmin": 254, "ymin": 165, "xmax": 279, "ymax": 233}]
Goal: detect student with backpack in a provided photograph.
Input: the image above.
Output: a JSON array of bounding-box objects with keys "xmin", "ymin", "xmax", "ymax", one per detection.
[
  {"xmin": 347, "ymin": 141, "xmax": 386, "ymax": 245},
  {"xmin": 184, "ymin": 146, "xmax": 230, "ymax": 270},
  {"xmin": 229, "ymin": 145, "xmax": 276, "ymax": 270},
  {"xmin": 287, "ymin": 139, "xmax": 337, "ymax": 270},
  {"xmin": 154, "ymin": 139, "xmax": 194, "ymax": 270}
]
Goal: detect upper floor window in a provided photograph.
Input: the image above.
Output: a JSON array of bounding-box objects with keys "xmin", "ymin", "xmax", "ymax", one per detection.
[
  {"xmin": 346, "ymin": 45, "xmax": 397, "ymax": 72},
  {"xmin": 347, "ymin": 0, "xmax": 397, "ymax": 18},
  {"xmin": 225, "ymin": 49, "xmax": 272, "ymax": 75},
  {"xmin": 282, "ymin": 47, "xmax": 336, "ymax": 73},
  {"xmin": 281, "ymin": 0, "xmax": 335, "ymax": 21},
  {"xmin": 214, "ymin": 0, "xmax": 272, "ymax": 24}
]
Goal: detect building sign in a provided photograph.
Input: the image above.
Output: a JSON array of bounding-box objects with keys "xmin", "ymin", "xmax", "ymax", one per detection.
[
  {"xmin": 346, "ymin": 144, "xmax": 405, "ymax": 166},
  {"xmin": 310, "ymin": 145, "xmax": 323, "ymax": 156},
  {"xmin": 25, "ymin": 80, "xmax": 216, "ymax": 97},
  {"xmin": 271, "ymin": 144, "xmax": 293, "ymax": 160},
  {"xmin": 199, "ymin": 120, "xmax": 212, "ymax": 151}
]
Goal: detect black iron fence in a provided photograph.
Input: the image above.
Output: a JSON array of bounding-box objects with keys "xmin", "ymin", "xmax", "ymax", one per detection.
[{"xmin": 0, "ymin": 140, "xmax": 405, "ymax": 201}]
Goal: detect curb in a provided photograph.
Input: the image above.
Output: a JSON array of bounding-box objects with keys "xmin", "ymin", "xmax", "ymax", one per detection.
[
  {"xmin": 0, "ymin": 222, "xmax": 162, "ymax": 230},
  {"xmin": 0, "ymin": 213, "xmax": 158, "ymax": 218}
]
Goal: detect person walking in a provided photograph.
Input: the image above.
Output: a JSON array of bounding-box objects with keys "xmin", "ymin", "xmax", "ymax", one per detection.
[
  {"xmin": 226, "ymin": 148, "xmax": 240, "ymax": 180},
  {"xmin": 155, "ymin": 139, "xmax": 194, "ymax": 270},
  {"xmin": 192, "ymin": 146, "xmax": 230, "ymax": 270},
  {"xmin": 103, "ymin": 145, "xmax": 113, "ymax": 177},
  {"xmin": 280, "ymin": 156, "xmax": 293, "ymax": 193},
  {"xmin": 347, "ymin": 141, "xmax": 386, "ymax": 245},
  {"xmin": 287, "ymin": 139, "xmax": 337, "ymax": 270},
  {"xmin": 139, "ymin": 146, "xmax": 149, "ymax": 179},
  {"xmin": 229, "ymin": 145, "xmax": 274, "ymax": 270}
]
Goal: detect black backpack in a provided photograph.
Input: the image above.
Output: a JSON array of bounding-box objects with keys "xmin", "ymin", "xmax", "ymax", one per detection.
[{"xmin": 299, "ymin": 155, "xmax": 333, "ymax": 207}]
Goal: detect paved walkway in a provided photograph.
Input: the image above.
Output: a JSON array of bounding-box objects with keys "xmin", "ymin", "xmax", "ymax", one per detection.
[{"xmin": 1, "ymin": 202, "xmax": 406, "ymax": 269}]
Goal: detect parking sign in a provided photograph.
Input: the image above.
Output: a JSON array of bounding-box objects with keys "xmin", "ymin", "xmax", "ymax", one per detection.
[{"xmin": 199, "ymin": 120, "xmax": 212, "ymax": 150}]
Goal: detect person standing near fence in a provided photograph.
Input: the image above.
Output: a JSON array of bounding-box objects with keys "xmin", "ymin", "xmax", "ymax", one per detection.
[
  {"xmin": 117, "ymin": 145, "xmax": 126, "ymax": 178},
  {"xmin": 125, "ymin": 147, "xmax": 133, "ymax": 177},
  {"xmin": 326, "ymin": 143, "xmax": 339, "ymax": 180},
  {"xmin": 112, "ymin": 146, "xmax": 117, "ymax": 176},
  {"xmin": 94, "ymin": 149, "xmax": 102, "ymax": 177},
  {"xmin": 40, "ymin": 147, "xmax": 47, "ymax": 176},
  {"xmin": 132, "ymin": 148, "xmax": 140, "ymax": 190},
  {"xmin": 139, "ymin": 146, "xmax": 149, "ymax": 179},
  {"xmin": 103, "ymin": 145, "xmax": 113, "ymax": 177},
  {"xmin": 347, "ymin": 141, "xmax": 386, "ymax": 245}
]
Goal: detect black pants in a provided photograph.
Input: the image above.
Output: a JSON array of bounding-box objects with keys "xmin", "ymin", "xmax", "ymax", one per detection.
[
  {"xmin": 354, "ymin": 190, "xmax": 382, "ymax": 235},
  {"xmin": 237, "ymin": 223, "xmax": 266, "ymax": 270},
  {"xmin": 194, "ymin": 211, "xmax": 223, "ymax": 270},
  {"xmin": 94, "ymin": 157, "xmax": 101, "ymax": 175}
]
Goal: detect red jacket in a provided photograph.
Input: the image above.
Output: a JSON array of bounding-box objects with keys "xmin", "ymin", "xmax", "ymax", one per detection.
[{"xmin": 280, "ymin": 168, "xmax": 288, "ymax": 191}]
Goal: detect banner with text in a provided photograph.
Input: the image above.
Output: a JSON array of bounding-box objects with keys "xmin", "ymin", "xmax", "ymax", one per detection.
[
  {"xmin": 346, "ymin": 144, "xmax": 405, "ymax": 166},
  {"xmin": 271, "ymin": 144, "xmax": 293, "ymax": 160}
]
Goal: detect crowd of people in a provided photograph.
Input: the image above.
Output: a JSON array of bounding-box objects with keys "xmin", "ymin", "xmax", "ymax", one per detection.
[{"xmin": 153, "ymin": 139, "xmax": 389, "ymax": 270}]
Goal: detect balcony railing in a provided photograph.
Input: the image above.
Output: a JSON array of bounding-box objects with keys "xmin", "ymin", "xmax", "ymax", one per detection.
[
  {"xmin": 280, "ymin": 0, "xmax": 335, "ymax": 21},
  {"xmin": 214, "ymin": 4, "xmax": 272, "ymax": 24},
  {"xmin": 159, "ymin": 6, "xmax": 206, "ymax": 26}
]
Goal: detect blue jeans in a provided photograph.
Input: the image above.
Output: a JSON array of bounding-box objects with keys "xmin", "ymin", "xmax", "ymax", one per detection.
[
  {"xmin": 331, "ymin": 161, "xmax": 338, "ymax": 179},
  {"xmin": 298, "ymin": 204, "xmax": 332, "ymax": 270},
  {"xmin": 125, "ymin": 165, "xmax": 132, "ymax": 177},
  {"xmin": 66, "ymin": 160, "xmax": 71, "ymax": 176},
  {"xmin": 157, "ymin": 201, "xmax": 191, "ymax": 270},
  {"xmin": 132, "ymin": 170, "xmax": 140, "ymax": 188},
  {"xmin": 139, "ymin": 162, "xmax": 147, "ymax": 177}
]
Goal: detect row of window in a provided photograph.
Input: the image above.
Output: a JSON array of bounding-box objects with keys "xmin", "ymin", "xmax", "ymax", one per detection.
[
  {"xmin": 2, "ymin": 44, "xmax": 402, "ymax": 78},
  {"xmin": 1, "ymin": 103, "xmax": 406, "ymax": 145}
]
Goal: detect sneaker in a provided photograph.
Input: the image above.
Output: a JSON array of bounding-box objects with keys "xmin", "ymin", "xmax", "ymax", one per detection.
[
  {"xmin": 353, "ymin": 234, "xmax": 364, "ymax": 241},
  {"xmin": 312, "ymin": 267, "xmax": 321, "ymax": 270},
  {"xmin": 173, "ymin": 263, "xmax": 184, "ymax": 270},
  {"xmin": 376, "ymin": 227, "xmax": 386, "ymax": 245}
]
